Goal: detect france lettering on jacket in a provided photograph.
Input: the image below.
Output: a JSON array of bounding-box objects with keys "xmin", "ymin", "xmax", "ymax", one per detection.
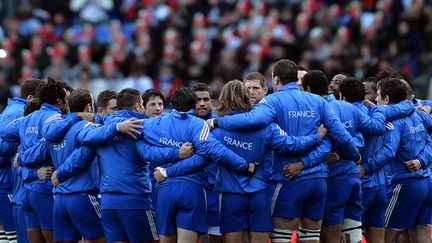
[
  {"xmin": 159, "ymin": 137, "xmax": 184, "ymax": 148},
  {"xmin": 409, "ymin": 124, "xmax": 425, "ymax": 134},
  {"xmin": 223, "ymin": 136, "xmax": 253, "ymax": 151},
  {"xmin": 53, "ymin": 140, "xmax": 67, "ymax": 151},
  {"xmin": 288, "ymin": 110, "xmax": 316, "ymax": 118},
  {"xmin": 342, "ymin": 120, "xmax": 353, "ymax": 129},
  {"xmin": 25, "ymin": 126, "xmax": 38, "ymax": 135}
]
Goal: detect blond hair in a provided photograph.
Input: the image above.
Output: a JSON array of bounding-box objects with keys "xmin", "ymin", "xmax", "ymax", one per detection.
[{"xmin": 217, "ymin": 80, "xmax": 252, "ymax": 116}]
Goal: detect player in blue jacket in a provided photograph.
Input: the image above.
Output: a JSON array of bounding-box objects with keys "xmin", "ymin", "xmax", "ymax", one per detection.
[
  {"xmin": 95, "ymin": 89, "xmax": 117, "ymax": 124},
  {"xmin": 0, "ymin": 78, "xmax": 45, "ymax": 243},
  {"xmin": 1, "ymin": 78, "xmax": 72, "ymax": 243},
  {"xmin": 302, "ymin": 71, "xmax": 388, "ymax": 243},
  {"xmin": 359, "ymin": 78, "xmax": 432, "ymax": 243},
  {"xmin": 210, "ymin": 80, "xmax": 327, "ymax": 243},
  {"xmin": 208, "ymin": 60, "xmax": 359, "ymax": 242}
]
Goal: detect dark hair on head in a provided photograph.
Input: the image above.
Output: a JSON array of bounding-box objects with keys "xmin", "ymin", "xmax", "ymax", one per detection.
[
  {"xmin": 375, "ymin": 70, "xmax": 404, "ymax": 83},
  {"xmin": 37, "ymin": 77, "xmax": 68, "ymax": 105},
  {"xmin": 217, "ymin": 80, "xmax": 252, "ymax": 116},
  {"xmin": 117, "ymin": 88, "xmax": 141, "ymax": 110},
  {"xmin": 24, "ymin": 98, "xmax": 42, "ymax": 116},
  {"xmin": 363, "ymin": 76, "xmax": 376, "ymax": 83},
  {"xmin": 20, "ymin": 78, "xmax": 45, "ymax": 99},
  {"xmin": 302, "ymin": 70, "xmax": 329, "ymax": 96},
  {"xmin": 339, "ymin": 78, "xmax": 365, "ymax": 103},
  {"xmin": 244, "ymin": 72, "xmax": 266, "ymax": 88},
  {"xmin": 68, "ymin": 89, "xmax": 92, "ymax": 112},
  {"xmin": 273, "ymin": 59, "xmax": 298, "ymax": 84},
  {"xmin": 297, "ymin": 65, "xmax": 308, "ymax": 71},
  {"xmin": 378, "ymin": 78, "xmax": 407, "ymax": 104},
  {"xmin": 97, "ymin": 90, "xmax": 117, "ymax": 109},
  {"xmin": 142, "ymin": 88, "xmax": 164, "ymax": 106},
  {"xmin": 192, "ymin": 83, "xmax": 213, "ymax": 98},
  {"xmin": 171, "ymin": 87, "xmax": 197, "ymax": 112}
]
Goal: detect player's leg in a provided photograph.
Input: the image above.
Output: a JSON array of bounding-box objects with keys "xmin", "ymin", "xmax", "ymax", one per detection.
[
  {"xmin": 220, "ymin": 193, "xmax": 248, "ymax": 243},
  {"xmin": 0, "ymin": 193, "xmax": 16, "ymax": 243},
  {"xmin": 155, "ymin": 183, "xmax": 180, "ymax": 243},
  {"xmin": 409, "ymin": 225, "xmax": 430, "ymax": 243},
  {"xmin": 247, "ymin": 190, "xmax": 271, "ymax": 243},
  {"xmin": 13, "ymin": 204, "xmax": 29, "ymax": 243},
  {"xmin": 341, "ymin": 178, "xmax": 363, "ymax": 243},
  {"xmin": 363, "ymin": 187, "xmax": 386, "ymax": 243},
  {"xmin": 117, "ymin": 208, "xmax": 158, "ymax": 243},
  {"xmin": 207, "ymin": 190, "xmax": 222, "ymax": 243},
  {"xmin": 22, "ymin": 190, "xmax": 44, "ymax": 243},
  {"xmin": 223, "ymin": 231, "xmax": 244, "ymax": 243},
  {"xmin": 28, "ymin": 191, "xmax": 54, "ymax": 243},
  {"xmin": 101, "ymin": 209, "xmax": 129, "ymax": 243},
  {"xmin": 0, "ymin": 225, "xmax": 7, "ymax": 243}
]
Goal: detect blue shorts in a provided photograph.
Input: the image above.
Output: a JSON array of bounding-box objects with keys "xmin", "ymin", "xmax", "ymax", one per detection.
[
  {"xmin": 13, "ymin": 205, "xmax": 29, "ymax": 243},
  {"xmin": 22, "ymin": 190, "xmax": 53, "ymax": 230},
  {"xmin": 220, "ymin": 190, "xmax": 272, "ymax": 234},
  {"xmin": 54, "ymin": 194, "xmax": 104, "ymax": 241},
  {"xmin": 155, "ymin": 181, "xmax": 207, "ymax": 234},
  {"xmin": 323, "ymin": 176, "xmax": 363, "ymax": 226},
  {"xmin": 271, "ymin": 178, "xmax": 327, "ymax": 219},
  {"xmin": 102, "ymin": 209, "xmax": 158, "ymax": 242},
  {"xmin": 207, "ymin": 190, "xmax": 220, "ymax": 227},
  {"xmin": 0, "ymin": 193, "xmax": 15, "ymax": 231},
  {"xmin": 385, "ymin": 178, "xmax": 432, "ymax": 229},
  {"xmin": 362, "ymin": 186, "xmax": 387, "ymax": 227}
]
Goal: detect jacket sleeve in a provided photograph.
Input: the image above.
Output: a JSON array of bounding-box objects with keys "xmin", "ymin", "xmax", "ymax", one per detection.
[
  {"xmin": 19, "ymin": 139, "xmax": 50, "ymax": 167},
  {"xmin": 269, "ymin": 123, "xmax": 322, "ymax": 154},
  {"xmin": 298, "ymin": 138, "xmax": 332, "ymax": 169},
  {"xmin": 55, "ymin": 146, "xmax": 96, "ymax": 183},
  {"xmin": 362, "ymin": 122, "xmax": 401, "ymax": 174},
  {"xmin": 191, "ymin": 120, "xmax": 249, "ymax": 171},
  {"xmin": 135, "ymin": 141, "xmax": 179, "ymax": 164},
  {"xmin": 42, "ymin": 113, "xmax": 80, "ymax": 142},
  {"xmin": 77, "ymin": 122, "xmax": 119, "ymax": 146},
  {"xmin": 356, "ymin": 106, "xmax": 386, "ymax": 136},
  {"xmin": 322, "ymin": 100, "xmax": 360, "ymax": 160},
  {"xmin": 165, "ymin": 155, "xmax": 211, "ymax": 177},
  {"xmin": 0, "ymin": 138, "xmax": 19, "ymax": 157},
  {"xmin": 417, "ymin": 134, "xmax": 432, "ymax": 169},
  {"xmin": 218, "ymin": 98, "xmax": 277, "ymax": 130},
  {"xmin": 384, "ymin": 100, "xmax": 415, "ymax": 122},
  {"xmin": 0, "ymin": 118, "xmax": 22, "ymax": 142}
]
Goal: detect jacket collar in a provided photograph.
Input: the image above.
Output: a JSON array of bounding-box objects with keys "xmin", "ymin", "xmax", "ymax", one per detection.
[
  {"xmin": 41, "ymin": 103, "xmax": 61, "ymax": 113},
  {"xmin": 277, "ymin": 82, "xmax": 300, "ymax": 92}
]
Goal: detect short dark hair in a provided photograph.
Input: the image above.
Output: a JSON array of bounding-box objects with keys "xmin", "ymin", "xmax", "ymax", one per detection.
[
  {"xmin": 192, "ymin": 83, "xmax": 213, "ymax": 98},
  {"xmin": 378, "ymin": 78, "xmax": 407, "ymax": 104},
  {"xmin": 375, "ymin": 70, "xmax": 404, "ymax": 83},
  {"xmin": 244, "ymin": 72, "xmax": 266, "ymax": 88},
  {"xmin": 171, "ymin": 87, "xmax": 197, "ymax": 112},
  {"xmin": 20, "ymin": 78, "xmax": 45, "ymax": 99},
  {"xmin": 142, "ymin": 88, "xmax": 164, "ymax": 106},
  {"xmin": 68, "ymin": 89, "xmax": 92, "ymax": 112},
  {"xmin": 339, "ymin": 78, "xmax": 365, "ymax": 103},
  {"xmin": 302, "ymin": 70, "xmax": 329, "ymax": 96},
  {"xmin": 117, "ymin": 88, "xmax": 141, "ymax": 110},
  {"xmin": 37, "ymin": 77, "xmax": 68, "ymax": 105},
  {"xmin": 24, "ymin": 98, "xmax": 42, "ymax": 116},
  {"xmin": 97, "ymin": 90, "xmax": 117, "ymax": 109},
  {"xmin": 273, "ymin": 59, "xmax": 298, "ymax": 84}
]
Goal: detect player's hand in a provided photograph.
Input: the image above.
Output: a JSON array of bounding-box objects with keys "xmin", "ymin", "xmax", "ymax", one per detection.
[
  {"xmin": 326, "ymin": 152, "xmax": 340, "ymax": 164},
  {"xmin": 355, "ymin": 155, "xmax": 362, "ymax": 165},
  {"xmin": 117, "ymin": 119, "xmax": 144, "ymax": 139},
  {"xmin": 358, "ymin": 165, "xmax": 365, "ymax": 178},
  {"xmin": 51, "ymin": 170, "xmax": 60, "ymax": 186},
  {"xmin": 283, "ymin": 161, "xmax": 304, "ymax": 179},
  {"xmin": 416, "ymin": 105, "xmax": 432, "ymax": 114},
  {"xmin": 404, "ymin": 159, "xmax": 421, "ymax": 172},
  {"xmin": 363, "ymin": 99, "xmax": 375, "ymax": 108},
  {"xmin": 13, "ymin": 153, "xmax": 19, "ymax": 168},
  {"xmin": 37, "ymin": 166, "xmax": 53, "ymax": 180},
  {"xmin": 77, "ymin": 112, "xmax": 95, "ymax": 122},
  {"xmin": 154, "ymin": 167, "xmax": 167, "ymax": 182},
  {"xmin": 317, "ymin": 124, "xmax": 327, "ymax": 138},
  {"xmin": 179, "ymin": 142, "xmax": 193, "ymax": 159}
]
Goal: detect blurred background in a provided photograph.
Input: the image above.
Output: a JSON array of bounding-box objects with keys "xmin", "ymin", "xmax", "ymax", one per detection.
[{"xmin": 0, "ymin": 0, "xmax": 432, "ymax": 111}]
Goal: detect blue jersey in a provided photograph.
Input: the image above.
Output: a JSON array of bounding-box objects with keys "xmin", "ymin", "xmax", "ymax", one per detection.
[
  {"xmin": 19, "ymin": 117, "xmax": 99, "ymax": 194},
  {"xmin": 217, "ymin": 82, "xmax": 359, "ymax": 181},
  {"xmin": 0, "ymin": 98, "xmax": 27, "ymax": 192},
  {"xmin": 363, "ymin": 108, "xmax": 432, "ymax": 183},
  {"xmin": 325, "ymin": 94, "xmax": 386, "ymax": 178},
  {"xmin": 211, "ymin": 110, "xmax": 323, "ymax": 194}
]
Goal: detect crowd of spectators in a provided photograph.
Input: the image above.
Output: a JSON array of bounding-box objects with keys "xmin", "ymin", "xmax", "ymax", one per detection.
[{"xmin": 1, "ymin": 0, "xmax": 432, "ymax": 111}]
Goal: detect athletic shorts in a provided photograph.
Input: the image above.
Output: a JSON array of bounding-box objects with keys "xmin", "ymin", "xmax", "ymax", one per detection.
[
  {"xmin": 385, "ymin": 177, "xmax": 432, "ymax": 229},
  {"xmin": 0, "ymin": 193, "xmax": 15, "ymax": 231},
  {"xmin": 13, "ymin": 205, "xmax": 28, "ymax": 243},
  {"xmin": 22, "ymin": 190, "xmax": 53, "ymax": 230},
  {"xmin": 155, "ymin": 181, "xmax": 207, "ymax": 234},
  {"xmin": 220, "ymin": 190, "xmax": 272, "ymax": 234},
  {"xmin": 54, "ymin": 194, "xmax": 104, "ymax": 241},
  {"xmin": 207, "ymin": 190, "xmax": 220, "ymax": 227},
  {"xmin": 271, "ymin": 178, "xmax": 327, "ymax": 219},
  {"xmin": 102, "ymin": 209, "xmax": 158, "ymax": 242},
  {"xmin": 323, "ymin": 176, "xmax": 363, "ymax": 226},
  {"xmin": 362, "ymin": 186, "xmax": 387, "ymax": 227}
]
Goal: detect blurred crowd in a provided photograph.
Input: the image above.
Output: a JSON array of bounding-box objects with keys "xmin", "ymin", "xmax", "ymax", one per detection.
[{"xmin": 1, "ymin": 0, "xmax": 432, "ymax": 111}]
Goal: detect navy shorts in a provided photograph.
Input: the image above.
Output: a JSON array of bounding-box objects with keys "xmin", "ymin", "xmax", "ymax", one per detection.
[
  {"xmin": 362, "ymin": 186, "xmax": 387, "ymax": 227},
  {"xmin": 22, "ymin": 190, "xmax": 53, "ymax": 230},
  {"xmin": 13, "ymin": 205, "xmax": 29, "ymax": 243},
  {"xmin": 0, "ymin": 193, "xmax": 15, "ymax": 231}
]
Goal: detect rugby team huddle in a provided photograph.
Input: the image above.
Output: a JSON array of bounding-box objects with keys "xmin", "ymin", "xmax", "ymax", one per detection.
[{"xmin": 0, "ymin": 59, "xmax": 431, "ymax": 243}]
